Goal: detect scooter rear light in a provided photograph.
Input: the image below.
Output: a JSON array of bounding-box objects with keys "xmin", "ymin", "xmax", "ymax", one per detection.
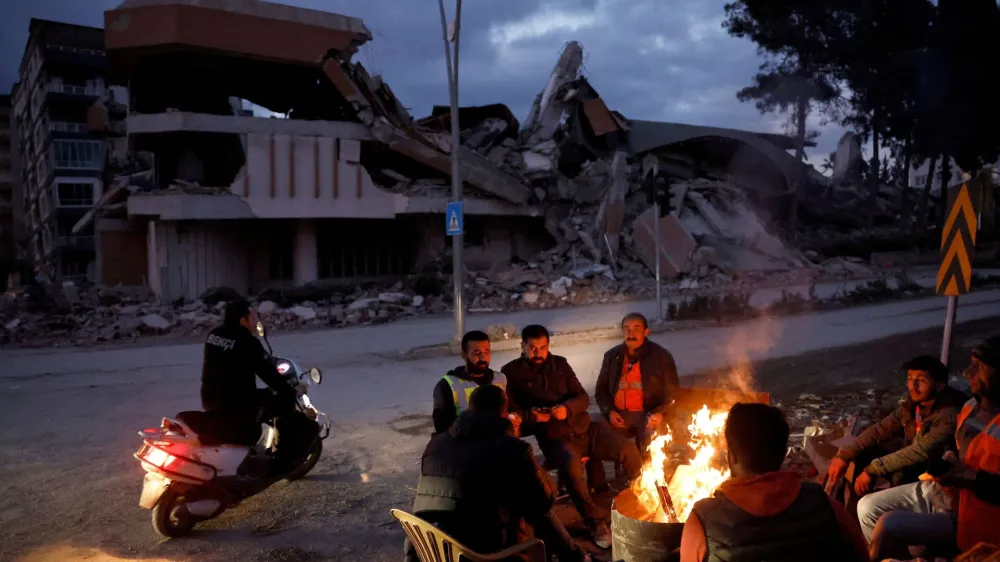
[{"xmin": 135, "ymin": 442, "xmax": 215, "ymax": 483}]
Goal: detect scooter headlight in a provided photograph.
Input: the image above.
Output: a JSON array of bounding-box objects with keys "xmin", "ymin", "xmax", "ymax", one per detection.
[{"xmin": 276, "ymin": 361, "xmax": 292, "ymax": 375}]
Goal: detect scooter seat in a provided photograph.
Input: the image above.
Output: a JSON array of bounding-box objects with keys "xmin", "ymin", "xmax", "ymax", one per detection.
[{"xmin": 174, "ymin": 411, "xmax": 257, "ymax": 447}]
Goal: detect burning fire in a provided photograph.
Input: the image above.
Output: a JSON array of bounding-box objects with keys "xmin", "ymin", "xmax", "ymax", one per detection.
[{"xmin": 631, "ymin": 405, "xmax": 730, "ymax": 523}]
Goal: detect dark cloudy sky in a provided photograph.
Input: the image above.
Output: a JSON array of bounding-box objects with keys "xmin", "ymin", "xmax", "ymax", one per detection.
[{"xmin": 0, "ymin": 0, "xmax": 846, "ymax": 164}]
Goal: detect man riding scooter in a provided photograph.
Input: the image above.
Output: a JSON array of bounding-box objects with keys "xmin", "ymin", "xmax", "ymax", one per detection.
[{"xmin": 201, "ymin": 300, "xmax": 318, "ymax": 473}]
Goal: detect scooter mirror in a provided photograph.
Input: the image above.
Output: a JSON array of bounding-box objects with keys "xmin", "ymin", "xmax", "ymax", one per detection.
[
  {"xmin": 255, "ymin": 321, "xmax": 267, "ymax": 339},
  {"xmin": 309, "ymin": 367, "xmax": 322, "ymax": 385}
]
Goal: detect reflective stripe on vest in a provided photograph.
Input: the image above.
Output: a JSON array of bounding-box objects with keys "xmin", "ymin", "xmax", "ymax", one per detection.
[
  {"xmin": 442, "ymin": 373, "xmax": 508, "ymax": 415},
  {"xmin": 955, "ymin": 398, "xmax": 1000, "ymax": 550}
]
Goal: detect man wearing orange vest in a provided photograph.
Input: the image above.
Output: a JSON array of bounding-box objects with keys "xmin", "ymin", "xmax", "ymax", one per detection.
[
  {"xmin": 595, "ymin": 312, "xmax": 680, "ymax": 452},
  {"xmin": 867, "ymin": 337, "xmax": 1000, "ymax": 560}
]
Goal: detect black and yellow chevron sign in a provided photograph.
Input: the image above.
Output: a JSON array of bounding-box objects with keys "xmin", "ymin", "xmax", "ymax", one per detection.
[{"xmin": 936, "ymin": 183, "xmax": 979, "ymax": 296}]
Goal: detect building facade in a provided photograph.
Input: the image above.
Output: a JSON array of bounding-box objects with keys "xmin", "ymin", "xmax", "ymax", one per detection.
[
  {"xmin": 0, "ymin": 94, "xmax": 16, "ymax": 289},
  {"xmin": 10, "ymin": 19, "xmax": 120, "ymax": 281}
]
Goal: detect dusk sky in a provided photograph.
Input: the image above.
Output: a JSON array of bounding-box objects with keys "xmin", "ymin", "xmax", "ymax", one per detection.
[{"xmin": 1, "ymin": 0, "xmax": 847, "ymax": 165}]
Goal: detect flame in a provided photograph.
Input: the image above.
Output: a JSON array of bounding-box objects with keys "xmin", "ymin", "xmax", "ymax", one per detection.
[{"xmin": 630, "ymin": 404, "xmax": 730, "ymax": 523}]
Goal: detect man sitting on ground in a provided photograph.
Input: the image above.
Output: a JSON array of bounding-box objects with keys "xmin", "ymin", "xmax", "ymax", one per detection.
[
  {"xmin": 404, "ymin": 385, "xmax": 589, "ymax": 562},
  {"xmin": 828, "ymin": 355, "xmax": 967, "ymax": 497},
  {"xmin": 680, "ymin": 402, "xmax": 868, "ymax": 562}
]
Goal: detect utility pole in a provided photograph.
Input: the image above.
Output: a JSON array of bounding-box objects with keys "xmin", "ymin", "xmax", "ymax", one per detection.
[{"xmin": 437, "ymin": 0, "xmax": 464, "ymax": 341}]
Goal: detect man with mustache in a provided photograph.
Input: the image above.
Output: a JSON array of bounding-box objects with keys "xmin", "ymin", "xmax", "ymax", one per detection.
[
  {"xmin": 432, "ymin": 330, "xmax": 508, "ymax": 435},
  {"xmin": 595, "ymin": 312, "xmax": 680, "ymax": 452},
  {"xmin": 502, "ymin": 324, "xmax": 642, "ymax": 550}
]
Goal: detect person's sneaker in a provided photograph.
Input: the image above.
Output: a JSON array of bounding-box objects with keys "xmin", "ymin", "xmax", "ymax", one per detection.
[{"xmin": 591, "ymin": 521, "xmax": 612, "ymax": 549}]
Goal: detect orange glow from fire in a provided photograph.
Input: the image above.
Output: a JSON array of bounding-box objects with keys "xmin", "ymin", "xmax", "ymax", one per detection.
[{"xmin": 631, "ymin": 405, "xmax": 730, "ymax": 523}]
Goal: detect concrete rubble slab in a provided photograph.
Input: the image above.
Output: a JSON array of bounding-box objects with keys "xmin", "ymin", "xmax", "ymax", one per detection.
[{"xmin": 633, "ymin": 208, "xmax": 698, "ymax": 278}]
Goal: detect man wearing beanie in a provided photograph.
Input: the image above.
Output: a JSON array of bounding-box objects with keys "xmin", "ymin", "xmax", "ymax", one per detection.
[
  {"xmin": 828, "ymin": 355, "xmax": 968, "ymax": 499},
  {"xmin": 866, "ymin": 338, "xmax": 1000, "ymax": 560}
]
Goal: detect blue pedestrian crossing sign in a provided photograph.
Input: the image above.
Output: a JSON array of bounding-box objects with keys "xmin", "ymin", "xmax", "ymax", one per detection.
[{"xmin": 446, "ymin": 201, "xmax": 464, "ymax": 236}]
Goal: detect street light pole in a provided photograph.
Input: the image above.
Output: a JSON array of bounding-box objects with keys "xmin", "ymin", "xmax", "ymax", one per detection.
[{"xmin": 437, "ymin": 0, "xmax": 464, "ymax": 341}]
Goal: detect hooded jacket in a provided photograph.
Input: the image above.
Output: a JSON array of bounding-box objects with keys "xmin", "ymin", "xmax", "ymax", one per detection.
[
  {"xmin": 836, "ymin": 385, "xmax": 968, "ymax": 477},
  {"xmin": 680, "ymin": 472, "xmax": 869, "ymax": 562}
]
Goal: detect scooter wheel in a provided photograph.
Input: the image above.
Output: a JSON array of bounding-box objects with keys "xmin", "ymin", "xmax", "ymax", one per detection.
[
  {"xmin": 152, "ymin": 488, "xmax": 197, "ymax": 538},
  {"xmin": 285, "ymin": 439, "xmax": 322, "ymax": 482}
]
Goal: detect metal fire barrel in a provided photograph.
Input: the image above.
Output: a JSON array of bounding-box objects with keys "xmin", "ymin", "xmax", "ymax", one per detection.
[{"xmin": 611, "ymin": 489, "xmax": 684, "ymax": 562}]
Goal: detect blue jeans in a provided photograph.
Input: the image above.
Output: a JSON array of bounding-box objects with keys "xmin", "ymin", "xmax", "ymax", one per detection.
[{"xmin": 858, "ymin": 480, "xmax": 957, "ymax": 560}]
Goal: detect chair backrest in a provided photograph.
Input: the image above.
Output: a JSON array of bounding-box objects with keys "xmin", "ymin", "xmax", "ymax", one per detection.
[{"xmin": 390, "ymin": 509, "xmax": 478, "ymax": 562}]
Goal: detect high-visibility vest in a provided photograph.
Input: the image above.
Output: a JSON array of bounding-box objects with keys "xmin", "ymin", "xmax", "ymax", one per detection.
[
  {"xmin": 955, "ymin": 398, "xmax": 1000, "ymax": 550},
  {"xmin": 614, "ymin": 359, "xmax": 644, "ymax": 412},
  {"xmin": 442, "ymin": 372, "xmax": 508, "ymax": 415}
]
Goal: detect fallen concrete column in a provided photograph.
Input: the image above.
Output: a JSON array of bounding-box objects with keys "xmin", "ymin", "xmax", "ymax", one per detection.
[{"xmin": 521, "ymin": 41, "xmax": 583, "ymax": 146}]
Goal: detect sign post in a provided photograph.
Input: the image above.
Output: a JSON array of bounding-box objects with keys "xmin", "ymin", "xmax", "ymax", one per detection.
[
  {"xmin": 936, "ymin": 180, "xmax": 979, "ymax": 366},
  {"xmin": 437, "ymin": 0, "xmax": 464, "ymax": 342}
]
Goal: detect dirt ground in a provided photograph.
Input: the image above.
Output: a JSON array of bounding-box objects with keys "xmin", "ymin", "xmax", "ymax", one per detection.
[{"xmin": 3, "ymin": 318, "xmax": 997, "ymax": 562}]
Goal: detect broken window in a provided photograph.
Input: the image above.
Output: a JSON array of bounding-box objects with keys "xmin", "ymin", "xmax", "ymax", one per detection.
[
  {"xmin": 316, "ymin": 219, "xmax": 415, "ymax": 279},
  {"xmin": 56, "ymin": 182, "xmax": 94, "ymax": 206}
]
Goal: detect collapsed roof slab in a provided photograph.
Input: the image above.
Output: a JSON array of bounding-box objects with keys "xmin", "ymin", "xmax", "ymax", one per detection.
[
  {"xmin": 321, "ymin": 56, "xmax": 533, "ymax": 205},
  {"xmin": 104, "ymin": 0, "xmax": 372, "ymax": 80}
]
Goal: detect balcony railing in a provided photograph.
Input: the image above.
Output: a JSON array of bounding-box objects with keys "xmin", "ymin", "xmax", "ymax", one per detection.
[
  {"xmin": 50, "ymin": 122, "xmax": 89, "ymax": 133},
  {"xmin": 47, "ymin": 83, "xmax": 99, "ymax": 96},
  {"xmin": 48, "ymin": 45, "xmax": 105, "ymax": 57}
]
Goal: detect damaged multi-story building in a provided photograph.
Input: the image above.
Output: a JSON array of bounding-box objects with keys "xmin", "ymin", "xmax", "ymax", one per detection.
[
  {"xmin": 0, "ymin": 93, "xmax": 16, "ymax": 290},
  {"xmin": 10, "ymin": 18, "xmax": 127, "ymax": 281},
  {"xmin": 75, "ymin": 0, "xmax": 815, "ymax": 302}
]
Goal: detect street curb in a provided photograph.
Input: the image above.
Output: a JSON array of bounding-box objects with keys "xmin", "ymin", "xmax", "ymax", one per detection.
[{"xmin": 397, "ymin": 317, "xmax": 724, "ymax": 361}]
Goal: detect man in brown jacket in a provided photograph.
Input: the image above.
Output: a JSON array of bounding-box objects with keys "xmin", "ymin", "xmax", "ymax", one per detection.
[{"xmin": 827, "ymin": 355, "xmax": 968, "ymax": 496}]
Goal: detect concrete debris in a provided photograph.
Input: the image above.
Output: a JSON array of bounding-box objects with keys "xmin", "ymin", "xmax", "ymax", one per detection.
[{"xmin": 830, "ymin": 132, "xmax": 863, "ymax": 188}]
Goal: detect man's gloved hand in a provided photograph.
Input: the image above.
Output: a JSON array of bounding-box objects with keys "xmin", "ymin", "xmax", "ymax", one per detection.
[
  {"xmin": 508, "ymin": 413, "xmax": 522, "ymax": 437},
  {"xmin": 608, "ymin": 410, "xmax": 626, "ymax": 429},
  {"xmin": 295, "ymin": 384, "xmax": 307, "ymax": 397},
  {"xmin": 646, "ymin": 413, "xmax": 663, "ymax": 429}
]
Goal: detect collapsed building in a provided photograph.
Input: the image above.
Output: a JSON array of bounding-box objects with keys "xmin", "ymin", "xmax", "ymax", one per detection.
[{"xmin": 74, "ymin": 0, "xmax": 851, "ymax": 304}]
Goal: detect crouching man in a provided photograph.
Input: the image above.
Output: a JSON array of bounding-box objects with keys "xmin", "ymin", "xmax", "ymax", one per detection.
[
  {"xmin": 680, "ymin": 403, "xmax": 869, "ymax": 562},
  {"xmin": 403, "ymin": 385, "xmax": 589, "ymax": 562}
]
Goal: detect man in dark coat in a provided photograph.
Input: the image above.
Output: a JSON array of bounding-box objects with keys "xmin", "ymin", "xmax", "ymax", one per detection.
[
  {"xmin": 503, "ymin": 324, "xmax": 642, "ymax": 550},
  {"xmin": 404, "ymin": 385, "xmax": 589, "ymax": 562},
  {"xmin": 595, "ymin": 312, "xmax": 680, "ymax": 452}
]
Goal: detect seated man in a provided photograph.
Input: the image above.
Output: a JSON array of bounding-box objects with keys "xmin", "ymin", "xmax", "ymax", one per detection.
[
  {"xmin": 595, "ymin": 312, "xmax": 680, "ymax": 452},
  {"xmin": 431, "ymin": 330, "xmax": 507, "ymax": 434},
  {"xmin": 403, "ymin": 385, "xmax": 589, "ymax": 562},
  {"xmin": 503, "ymin": 325, "xmax": 642, "ymax": 550},
  {"xmin": 867, "ymin": 338, "xmax": 1000, "ymax": 561},
  {"xmin": 828, "ymin": 355, "xmax": 967, "ymax": 496},
  {"xmin": 681, "ymin": 403, "xmax": 869, "ymax": 562}
]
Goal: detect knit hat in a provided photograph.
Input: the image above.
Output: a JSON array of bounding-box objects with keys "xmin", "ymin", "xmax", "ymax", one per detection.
[{"xmin": 972, "ymin": 336, "xmax": 1000, "ymax": 370}]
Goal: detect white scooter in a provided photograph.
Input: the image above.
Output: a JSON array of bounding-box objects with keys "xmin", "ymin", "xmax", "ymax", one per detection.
[{"xmin": 133, "ymin": 321, "xmax": 331, "ymax": 538}]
